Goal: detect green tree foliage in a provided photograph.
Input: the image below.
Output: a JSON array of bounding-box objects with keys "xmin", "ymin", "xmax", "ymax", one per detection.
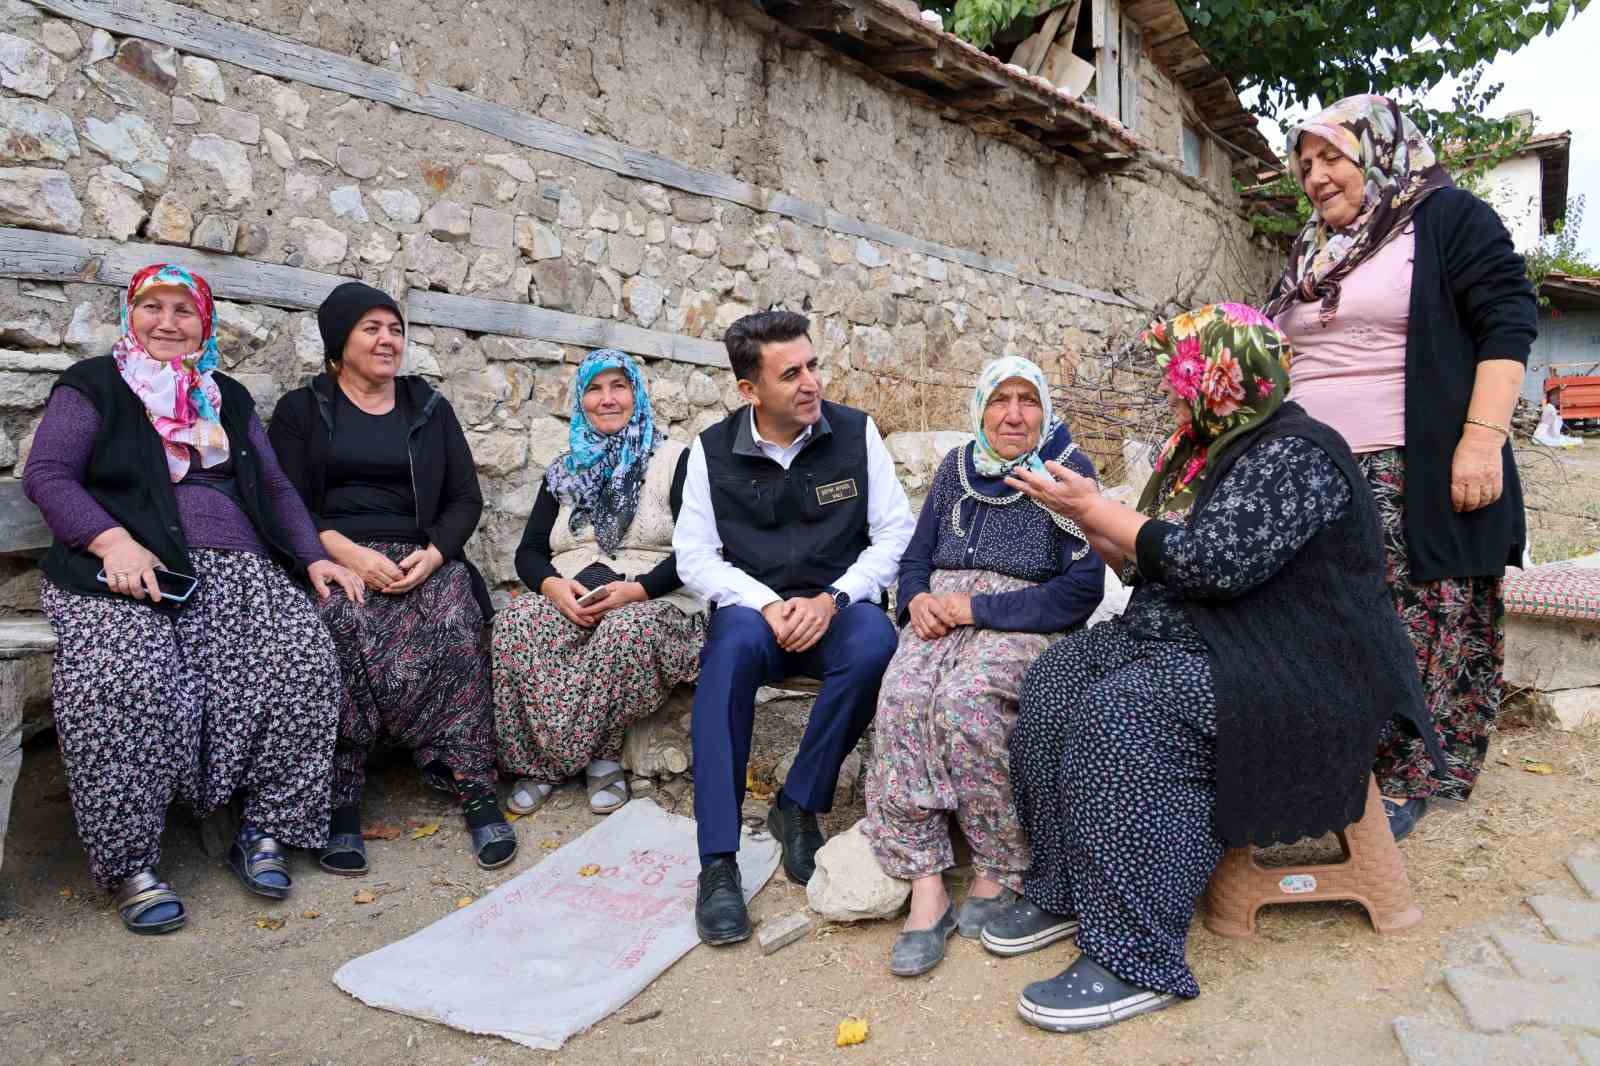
[
  {"xmin": 1526, "ymin": 196, "xmax": 1600, "ymax": 292},
  {"xmin": 1178, "ymin": 0, "xmax": 1589, "ymax": 121},
  {"xmin": 923, "ymin": 1, "xmax": 1036, "ymax": 50}
]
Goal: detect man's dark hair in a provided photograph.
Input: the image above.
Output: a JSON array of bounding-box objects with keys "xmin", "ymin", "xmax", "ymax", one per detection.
[{"xmin": 723, "ymin": 310, "xmax": 811, "ymax": 383}]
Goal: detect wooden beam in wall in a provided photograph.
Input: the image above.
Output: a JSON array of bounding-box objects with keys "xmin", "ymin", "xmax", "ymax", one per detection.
[{"xmin": 0, "ymin": 228, "xmax": 732, "ymax": 367}]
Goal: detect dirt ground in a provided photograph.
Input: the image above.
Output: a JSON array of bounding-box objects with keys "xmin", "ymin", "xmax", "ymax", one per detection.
[{"xmin": 4, "ymin": 443, "xmax": 1600, "ymax": 1066}]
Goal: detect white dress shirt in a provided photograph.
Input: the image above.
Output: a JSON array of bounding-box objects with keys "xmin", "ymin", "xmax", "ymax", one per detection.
[{"xmin": 673, "ymin": 407, "xmax": 915, "ymax": 612}]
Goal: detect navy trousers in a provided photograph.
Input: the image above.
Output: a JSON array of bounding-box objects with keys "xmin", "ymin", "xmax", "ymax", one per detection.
[{"xmin": 691, "ymin": 603, "xmax": 898, "ymax": 860}]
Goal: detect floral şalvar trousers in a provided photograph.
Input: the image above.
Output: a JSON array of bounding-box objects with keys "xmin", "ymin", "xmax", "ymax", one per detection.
[
  {"xmin": 1359, "ymin": 449, "xmax": 1506, "ymax": 802},
  {"xmin": 863, "ymin": 570, "xmax": 1054, "ymax": 891},
  {"xmin": 491, "ymin": 592, "xmax": 705, "ymax": 783}
]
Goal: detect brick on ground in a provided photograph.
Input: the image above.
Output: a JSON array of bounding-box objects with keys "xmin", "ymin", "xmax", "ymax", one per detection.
[
  {"xmin": 1443, "ymin": 968, "xmax": 1600, "ymax": 1033},
  {"xmin": 757, "ymin": 910, "xmax": 814, "ymax": 955},
  {"xmin": 1529, "ymin": 895, "xmax": 1600, "ymax": 945},
  {"xmin": 1392, "ymin": 1017, "xmax": 1582, "ymax": 1066},
  {"xmin": 1569, "ymin": 851, "xmax": 1600, "ymax": 900},
  {"xmin": 1493, "ymin": 930, "xmax": 1600, "ymax": 982}
]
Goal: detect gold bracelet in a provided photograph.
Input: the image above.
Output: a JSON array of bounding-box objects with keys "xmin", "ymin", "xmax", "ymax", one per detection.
[{"xmin": 1464, "ymin": 417, "xmax": 1510, "ymax": 438}]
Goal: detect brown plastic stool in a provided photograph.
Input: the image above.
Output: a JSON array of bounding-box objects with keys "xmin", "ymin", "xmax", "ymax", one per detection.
[{"xmin": 1201, "ymin": 775, "xmax": 1423, "ymax": 938}]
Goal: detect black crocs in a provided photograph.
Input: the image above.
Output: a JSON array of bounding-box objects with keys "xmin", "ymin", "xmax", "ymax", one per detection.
[{"xmin": 1018, "ymin": 954, "xmax": 1180, "ymax": 1033}]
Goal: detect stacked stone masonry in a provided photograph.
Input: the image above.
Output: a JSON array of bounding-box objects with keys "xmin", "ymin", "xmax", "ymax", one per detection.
[{"xmin": 0, "ymin": 0, "xmax": 1279, "ymax": 621}]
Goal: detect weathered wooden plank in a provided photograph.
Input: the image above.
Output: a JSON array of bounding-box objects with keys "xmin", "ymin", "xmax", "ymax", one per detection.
[
  {"xmin": 0, "ymin": 228, "xmax": 739, "ymax": 366},
  {"xmin": 0, "ymin": 479, "xmax": 50, "ymax": 557},
  {"xmin": 34, "ymin": 0, "xmax": 1151, "ymax": 310},
  {"xmin": 0, "ymin": 228, "xmax": 350, "ymax": 309},
  {"xmin": 404, "ymin": 291, "xmax": 731, "ymax": 369}
]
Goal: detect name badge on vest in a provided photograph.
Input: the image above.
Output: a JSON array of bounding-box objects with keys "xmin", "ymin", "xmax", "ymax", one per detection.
[{"xmin": 816, "ymin": 478, "xmax": 858, "ymax": 506}]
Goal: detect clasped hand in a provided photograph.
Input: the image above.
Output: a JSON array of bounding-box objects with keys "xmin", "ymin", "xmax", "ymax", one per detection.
[
  {"xmin": 907, "ymin": 591, "xmax": 974, "ymax": 641},
  {"xmin": 762, "ymin": 593, "xmax": 836, "ymax": 652}
]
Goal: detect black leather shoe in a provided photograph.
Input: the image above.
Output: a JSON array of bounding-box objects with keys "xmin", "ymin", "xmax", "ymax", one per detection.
[
  {"xmin": 695, "ymin": 857, "xmax": 751, "ymax": 946},
  {"xmin": 767, "ymin": 802, "xmax": 826, "ymax": 885}
]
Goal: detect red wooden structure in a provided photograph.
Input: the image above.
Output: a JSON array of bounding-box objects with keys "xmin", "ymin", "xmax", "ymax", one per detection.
[{"xmin": 1544, "ymin": 363, "xmax": 1600, "ymax": 425}]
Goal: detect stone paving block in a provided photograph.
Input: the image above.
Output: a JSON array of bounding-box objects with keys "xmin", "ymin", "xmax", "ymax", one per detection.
[
  {"xmin": 1530, "ymin": 895, "xmax": 1600, "ymax": 945},
  {"xmin": 1570, "ymin": 853, "xmax": 1600, "ymax": 900},
  {"xmin": 1579, "ymin": 1035, "xmax": 1600, "ymax": 1066},
  {"xmin": 1444, "ymin": 967, "xmax": 1600, "ymax": 1033},
  {"xmin": 1493, "ymin": 930, "xmax": 1600, "ymax": 982},
  {"xmin": 1392, "ymin": 1017, "xmax": 1581, "ymax": 1066}
]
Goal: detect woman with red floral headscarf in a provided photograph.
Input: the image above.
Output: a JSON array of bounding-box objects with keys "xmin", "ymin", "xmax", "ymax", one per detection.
[
  {"xmin": 23, "ymin": 264, "xmax": 361, "ymax": 935},
  {"xmin": 994, "ymin": 304, "xmax": 1435, "ymax": 1034}
]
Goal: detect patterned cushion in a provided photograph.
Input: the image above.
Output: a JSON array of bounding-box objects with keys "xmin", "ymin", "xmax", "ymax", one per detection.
[{"xmin": 1503, "ymin": 559, "xmax": 1600, "ymax": 622}]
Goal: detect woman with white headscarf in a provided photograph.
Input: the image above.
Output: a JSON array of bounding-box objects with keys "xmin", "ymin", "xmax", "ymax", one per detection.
[{"xmin": 862, "ymin": 356, "xmax": 1103, "ymax": 977}]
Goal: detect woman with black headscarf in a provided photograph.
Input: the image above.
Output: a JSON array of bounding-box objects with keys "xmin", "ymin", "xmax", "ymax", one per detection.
[{"xmin": 270, "ymin": 281, "xmax": 513, "ymax": 874}]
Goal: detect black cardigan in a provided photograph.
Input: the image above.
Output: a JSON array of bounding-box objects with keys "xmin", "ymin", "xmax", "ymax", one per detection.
[
  {"xmin": 1135, "ymin": 403, "xmax": 1440, "ymax": 847},
  {"xmin": 1281, "ymin": 188, "xmax": 1537, "ymax": 582},
  {"xmin": 269, "ymin": 373, "xmax": 492, "ymax": 617},
  {"xmin": 37, "ymin": 358, "xmax": 311, "ymax": 612}
]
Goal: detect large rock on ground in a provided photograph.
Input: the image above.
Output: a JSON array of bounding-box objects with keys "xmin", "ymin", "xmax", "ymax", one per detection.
[
  {"xmin": 806, "ymin": 819, "xmax": 910, "ymax": 921},
  {"xmin": 1505, "ymin": 616, "xmax": 1600, "ymax": 692},
  {"xmin": 621, "ymin": 684, "xmax": 693, "ymax": 777}
]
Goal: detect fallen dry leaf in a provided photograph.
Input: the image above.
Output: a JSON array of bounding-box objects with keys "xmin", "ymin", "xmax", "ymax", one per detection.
[
  {"xmin": 255, "ymin": 916, "xmax": 285, "ymax": 930},
  {"xmin": 835, "ymin": 1017, "xmax": 868, "ymax": 1047},
  {"xmin": 352, "ymin": 889, "xmax": 377, "ymax": 905},
  {"xmin": 745, "ymin": 767, "xmax": 776, "ymax": 801},
  {"xmin": 578, "ymin": 863, "xmax": 601, "ymax": 877},
  {"xmin": 410, "ymin": 822, "xmax": 442, "ymax": 840},
  {"xmin": 455, "ymin": 896, "xmax": 474, "ymax": 909},
  {"xmin": 301, "ymin": 910, "xmax": 321, "ymax": 920},
  {"xmin": 58, "ymin": 887, "xmax": 73, "ymax": 899},
  {"xmin": 505, "ymin": 811, "xmax": 525, "ymax": 823},
  {"xmin": 539, "ymin": 839, "xmax": 560, "ymax": 850},
  {"xmin": 1522, "ymin": 761, "xmax": 1556, "ymax": 775},
  {"xmin": 362, "ymin": 824, "xmax": 403, "ymax": 841}
]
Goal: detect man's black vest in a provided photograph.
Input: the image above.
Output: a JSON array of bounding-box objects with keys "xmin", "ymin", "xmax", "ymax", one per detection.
[
  {"xmin": 38, "ymin": 356, "xmax": 305, "ymax": 612},
  {"xmin": 699, "ymin": 401, "xmax": 871, "ymax": 600}
]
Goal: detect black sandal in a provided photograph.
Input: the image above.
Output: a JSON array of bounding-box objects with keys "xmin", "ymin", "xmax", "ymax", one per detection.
[
  {"xmin": 460, "ymin": 784, "xmax": 518, "ymax": 870},
  {"xmin": 318, "ymin": 832, "xmax": 369, "ymax": 876},
  {"xmin": 114, "ymin": 869, "xmax": 187, "ymax": 935},
  {"xmin": 227, "ymin": 827, "xmax": 292, "ymax": 899}
]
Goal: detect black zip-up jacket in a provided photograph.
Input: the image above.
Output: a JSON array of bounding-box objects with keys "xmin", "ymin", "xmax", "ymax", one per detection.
[{"xmin": 269, "ymin": 373, "xmax": 492, "ymax": 617}]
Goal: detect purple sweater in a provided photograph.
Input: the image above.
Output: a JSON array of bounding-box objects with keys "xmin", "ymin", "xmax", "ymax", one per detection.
[{"xmin": 23, "ymin": 386, "xmax": 326, "ymax": 565}]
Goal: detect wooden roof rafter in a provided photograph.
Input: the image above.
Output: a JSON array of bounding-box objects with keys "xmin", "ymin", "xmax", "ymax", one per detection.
[{"xmin": 713, "ymin": 0, "xmax": 1143, "ymax": 170}]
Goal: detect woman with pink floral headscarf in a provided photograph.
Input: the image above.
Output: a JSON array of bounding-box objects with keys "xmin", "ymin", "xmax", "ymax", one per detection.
[
  {"xmin": 23, "ymin": 263, "xmax": 360, "ymax": 935},
  {"xmin": 990, "ymin": 304, "xmax": 1437, "ymax": 1034},
  {"xmin": 1265, "ymin": 95, "xmax": 1538, "ymax": 840}
]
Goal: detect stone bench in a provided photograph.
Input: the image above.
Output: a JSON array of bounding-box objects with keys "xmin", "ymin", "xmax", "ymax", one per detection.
[
  {"xmin": 0, "ymin": 478, "xmax": 57, "ymax": 876},
  {"xmin": 1503, "ymin": 554, "xmax": 1600, "ymax": 730}
]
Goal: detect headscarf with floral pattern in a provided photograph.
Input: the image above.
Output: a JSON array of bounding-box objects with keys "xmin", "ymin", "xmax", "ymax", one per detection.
[
  {"xmin": 113, "ymin": 262, "xmax": 228, "ymax": 483},
  {"xmin": 1135, "ymin": 302, "xmax": 1294, "ymax": 520},
  {"xmin": 1262, "ymin": 94, "xmax": 1453, "ymax": 326}
]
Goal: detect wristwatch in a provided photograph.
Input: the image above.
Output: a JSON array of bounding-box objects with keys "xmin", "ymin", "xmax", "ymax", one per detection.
[{"xmin": 824, "ymin": 586, "xmax": 850, "ymax": 612}]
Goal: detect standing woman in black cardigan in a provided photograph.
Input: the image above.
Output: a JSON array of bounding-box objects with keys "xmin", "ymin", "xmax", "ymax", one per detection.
[
  {"xmin": 1265, "ymin": 95, "xmax": 1538, "ymax": 841},
  {"xmin": 270, "ymin": 282, "xmax": 515, "ymax": 874}
]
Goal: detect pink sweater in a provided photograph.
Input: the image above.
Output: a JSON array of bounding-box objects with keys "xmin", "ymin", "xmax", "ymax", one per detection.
[{"xmin": 1275, "ymin": 227, "xmax": 1415, "ymax": 454}]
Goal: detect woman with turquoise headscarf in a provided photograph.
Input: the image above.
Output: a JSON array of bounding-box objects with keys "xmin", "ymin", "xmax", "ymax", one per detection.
[
  {"xmin": 493, "ymin": 349, "xmax": 705, "ymax": 815},
  {"xmin": 861, "ymin": 355, "xmax": 1103, "ymax": 978}
]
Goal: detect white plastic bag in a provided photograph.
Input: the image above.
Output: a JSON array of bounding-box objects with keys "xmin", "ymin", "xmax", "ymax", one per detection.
[
  {"xmin": 334, "ymin": 799, "xmax": 780, "ymax": 1050},
  {"xmin": 1534, "ymin": 402, "xmax": 1584, "ymax": 448}
]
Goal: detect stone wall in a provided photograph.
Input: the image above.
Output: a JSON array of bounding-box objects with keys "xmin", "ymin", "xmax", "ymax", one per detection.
[{"xmin": 0, "ymin": 0, "xmax": 1279, "ymax": 608}]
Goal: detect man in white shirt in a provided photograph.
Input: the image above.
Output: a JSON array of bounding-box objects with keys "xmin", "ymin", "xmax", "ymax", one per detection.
[{"xmin": 674, "ymin": 310, "xmax": 914, "ymax": 946}]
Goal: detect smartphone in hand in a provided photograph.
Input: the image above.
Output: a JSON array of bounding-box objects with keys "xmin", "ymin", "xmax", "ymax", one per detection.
[
  {"xmin": 574, "ymin": 584, "xmax": 611, "ymax": 607},
  {"xmin": 96, "ymin": 568, "xmax": 200, "ymax": 603}
]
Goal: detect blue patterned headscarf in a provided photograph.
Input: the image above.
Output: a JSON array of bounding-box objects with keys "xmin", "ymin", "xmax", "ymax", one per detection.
[{"xmin": 544, "ymin": 348, "xmax": 662, "ymax": 554}]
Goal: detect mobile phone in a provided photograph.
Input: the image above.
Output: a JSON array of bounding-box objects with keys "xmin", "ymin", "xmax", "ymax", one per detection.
[
  {"xmin": 575, "ymin": 584, "xmax": 611, "ymax": 607},
  {"xmin": 96, "ymin": 567, "xmax": 200, "ymax": 603}
]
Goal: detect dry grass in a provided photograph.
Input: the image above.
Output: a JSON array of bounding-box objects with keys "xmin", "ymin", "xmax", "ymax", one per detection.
[{"xmin": 1518, "ymin": 440, "xmax": 1600, "ymax": 563}]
